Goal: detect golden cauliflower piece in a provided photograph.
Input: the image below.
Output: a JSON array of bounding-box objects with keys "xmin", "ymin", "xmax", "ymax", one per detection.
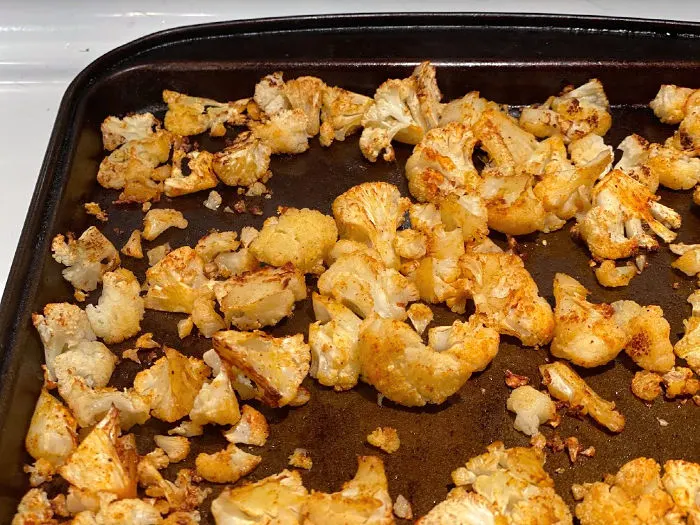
[
  {"xmin": 439, "ymin": 90, "xmax": 501, "ymax": 127},
  {"xmin": 626, "ymin": 305, "xmax": 676, "ymax": 373},
  {"xmin": 289, "ymin": 448, "xmax": 313, "ymax": 470},
  {"xmin": 223, "ymin": 404, "xmax": 269, "ymax": 446},
  {"xmin": 540, "ymin": 361, "xmax": 625, "ymax": 432},
  {"xmin": 631, "ymin": 370, "xmax": 663, "ymax": 402},
  {"xmin": 53, "ymin": 340, "xmax": 117, "ymax": 388},
  {"xmin": 211, "ymin": 469, "xmax": 308, "ymax": 524},
  {"xmin": 308, "ymin": 293, "xmax": 363, "ymax": 391},
  {"xmin": 213, "ymin": 330, "xmax": 310, "ymax": 408},
  {"xmin": 212, "ymin": 131, "xmax": 272, "ymax": 187},
  {"xmin": 358, "ymin": 315, "xmax": 499, "ymax": 407},
  {"xmin": 163, "ymin": 89, "xmax": 248, "ymax": 136},
  {"xmin": 154, "ymin": 435, "xmax": 190, "ymax": 463},
  {"xmin": 195, "ymin": 443, "xmax": 261, "ymax": 484},
  {"xmin": 213, "ymin": 264, "xmax": 306, "ymax": 330},
  {"xmin": 650, "ymin": 84, "xmax": 698, "ymax": 124},
  {"xmin": 594, "ymin": 260, "xmax": 637, "ymax": 288},
  {"xmin": 195, "ymin": 230, "xmax": 240, "ymax": 262},
  {"xmin": 164, "ymin": 148, "xmax": 217, "ymax": 197},
  {"xmin": 460, "ymin": 249, "xmax": 554, "ymax": 347},
  {"xmin": 85, "ymin": 268, "xmax": 144, "ymax": 344},
  {"xmin": 250, "ymin": 207, "xmax": 338, "ymax": 273},
  {"xmin": 333, "ymin": 182, "xmax": 411, "ymax": 269},
  {"xmin": 189, "ymin": 367, "xmax": 241, "ymax": 426},
  {"xmin": 405, "ymin": 122, "xmax": 481, "ymax": 203},
  {"xmin": 320, "ymin": 85, "xmax": 373, "ymax": 146},
  {"xmin": 407, "ymin": 302, "xmax": 434, "ymax": 334},
  {"xmin": 417, "ymin": 487, "xmax": 506, "ymax": 524},
  {"xmin": 506, "ymin": 386, "xmax": 556, "ymax": 437},
  {"xmin": 476, "ymin": 108, "xmax": 538, "ymax": 176},
  {"xmin": 142, "ymin": 209, "xmax": 188, "ymax": 241},
  {"xmin": 133, "ymin": 347, "xmax": 210, "ymax": 422},
  {"xmin": 51, "ymin": 226, "xmax": 120, "ymax": 291},
  {"xmin": 121, "ymin": 230, "xmax": 143, "ymax": 259},
  {"xmin": 448, "ymin": 441, "xmax": 572, "ymax": 525},
  {"xmin": 662, "ymin": 366, "xmax": 700, "ymax": 399},
  {"xmin": 394, "ymin": 228, "xmax": 428, "ymax": 260},
  {"xmin": 59, "ymin": 406, "xmax": 138, "ymax": 499},
  {"xmin": 302, "ymin": 456, "xmax": 393, "ymax": 524},
  {"xmin": 25, "ymin": 388, "xmax": 77, "ymax": 468},
  {"xmin": 101, "ymin": 112, "xmax": 160, "ymax": 151},
  {"xmin": 675, "ymin": 291, "xmax": 700, "ymax": 374},
  {"xmin": 32, "ymin": 302, "xmax": 96, "ymax": 380},
  {"xmin": 519, "ymin": 78, "xmax": 612, "ymax": 142},
  {"xmin": 11, "ymin": 489, "xmax": 56, "ymax": 525},
  {"xmin": 250, "ymin": 108, "xmax": 310, "ymax": 154},
  {"xmin": 367, "ymin": 427, "xmax": 401, "ymax": 454},
  {"xmin": 662, "ymin": 459, "xmax": 700, "ymax": 516},
  {"xmin": 671, "ymin": 243, "xmax": 700, "ymax": 279}
]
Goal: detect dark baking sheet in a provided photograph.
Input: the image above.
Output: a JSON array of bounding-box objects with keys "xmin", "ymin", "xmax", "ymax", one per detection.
[{"xmin": 1, "ymin": 13, "xmax": 700, "ymax": 523}]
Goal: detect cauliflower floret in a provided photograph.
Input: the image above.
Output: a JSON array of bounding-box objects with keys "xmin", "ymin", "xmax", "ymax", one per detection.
[
  {"xmin": 121, "ymin": 230, "xmax": 143, "ymax": 259},
  {"xmin": 223, "ymin": 404, "xmax": 269, "ymax": 446},
  {"xmin": 302, "ymin": 456, "xmax": 393, "ymax": 524},
  {"xmin": 646, "ymin": 142, "xmax": 700, "ymax": 190},
  {"xmin": 417, "ymin": 488, "xmax": 503, "ymax": 524},
  {"xmin": 53, "ymin": 341, "xmax": 117, "ymax": 388},
  {"xmin": 568, "ymin": 133, "xmax": 614, "ymax": 169},
  {"xmin": 481, "ymin": 171, "xmax": 549, "ymax": 235},
  {"xmin": 51, "ymin": 226, "xmax": 120, "ymax": 291},
  {"xmin": 650, "ymin": 84, "xmax": 697, "ymax": 124},
  {"xmin": 661, "ymin": 459, "xmax": 700, "ymax": 514},
  {"xmin": 90, "ymin": 499, "xmax": 163, "ymax": 525},
  {"xmin": 250, "ymin": 108, "xmax": 310, "ymax": 154},
  {"xmin": 142, "ymin": 209, "xmax": 188, "ymax": 241},
  {"xmin": 407, "ymin": 302, "xmax": 433, "ymax": 334},
  {"xmin": 657, "ymin": 89, "xmax": 700, "ymax": 156},
  {"xmin": 439, "ymin": 90, "xmax": 501, "ymax": 128},
  {"xmin": 459, "ymin": 249, "xmax": 554, "ymax": 347},
  {"xmin": 671, "ymin": 243, "xmax": 700, "ymax": 278},
  {"xmin": 211, "ymin": 469, "xmax": 308, "ymax": 524},
  {"xmin": 195, "ymin": 231, "xmax": 240, "ymax": 262},
  {"xmin": 506, "ymin": 386, "xmax": 556, "ymax": 436},
  {"xmin": 213, "ymin": 264, "xmax": 306, "ymax": 330},
  {"xmin": 254, "ymin": 71, "xmax": 289, "ymax": 115},
  {"xmin": 308, "ymin": 293, "xmax": 363, "ymax": 391},
  {"xmin": 360, "ymin": 61, "xmax": 441, "ymax": 162},
  {"xmin": 358, "ymin": 316, "xmax": 499, "ymax": 407},
  {"xmin": 168, "ymin": 420, "xmax": 204, "ymax": 438},
  {"xmin": 476, "ymin": 108, "xmax": 539, "ymax": 174},
  {"xmin": 288, "ymin": 448, "xmax": 313, "ymax": 470},
  {"xmin": 540, "ymin": 361, "xmax": 625, "ymax": 432},
  {"xmin": 625, "ymin": 306, "xmax": 675, "ymax": 373},
  {"xmin": 333, "ymin": 182, "xmax": 410, "ymax": 269},
  {"xmin": 284, "ymin": 76, "xmax": 326, "ymax": 136},
  {"xmin": 101, "ymin": 113, "xmax": 160, "ymax": 151},
  {"xmin": 32, "ymin": 303, "xmax": 96, "ymax": 380},
  {"xmin": 133, "ymin": 347, "xmax": 209, "ymax": 423},
  {"xmin": 405, "ymin": 122, "xmax": 481, "ymax": 203},
  {"xmin": 84, "ymin": 269, "xmax": 144, "ymax": 344},
  {"xmin": 594, "ymin": 260, "xmax": 637, "ymax": 288},
  {"xmin": 213, "ymin": 330, "xmax": 310, "ymax": 408},
  {"xmin": 153, "ymin": 435, "xmax": 190, "ymax": 463},
  {"xmin": 631, "ymin": 370, "xmax": 663, "ymax": 402},
  {"xmin": 11, "ymin": 489, "xmax": 56, "ymax": 525},
  {"xmin": 675, "ymin": 291, "xmax": 700, "ymax": 373},
  {"xmin": 320, "ymin": 85, "xmax": 373, "ymax": 146},
  {"xmin": 317, "ymin": 246, "xmax": 418, "ymax": 320},
  {"xmin": 366, "ymin": 427, "xmax": 401, "ymax": 453},
  {"xmin": 437, "ymin": 194, "xmax": 489, "ymax": 243},
  {"xmin": 59, "ymin": 406, "xmax": 138, "ymax": 499},
  {"xmin": 212, "ymin": 131, "xmax": 272, "ymax": 187},
  {"xmin": 189, "ymin": 367, "xmax": 241, "ymax": 426},
  {"xmin": 25, "ymin": 388, "xmax": 78, "ymax": 468},
  {"xmin": 164, "ymin": 148, "xmax": 218, "ymax": 197},
  {"xmin": 448, "ymin": 441, "xmax": 572, "ymax": 524},
  {"xmin": 195, "ymin": 443, "xmax": 261, "ymax": 484},
  {"xmin": 163, "ymin": 89, "xmax": 248, "ymax": 136},
  {"xmin": 394, "ymin": 228, "xmax": 428, "ymax": 259},
  {"xmin": 575, "ymin": 169, "xmax": 681, "ymax": 260},
  {"xmin": 250, "ymin": 207, "xmax": 338, "ymax": 273},
  {"xmin": 662, "ymin": 366, "xmax": 700, "ymax": 399}
]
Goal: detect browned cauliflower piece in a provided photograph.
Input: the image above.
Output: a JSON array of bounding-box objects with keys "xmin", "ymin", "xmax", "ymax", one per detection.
[
  {"xmin": 212, "ymin": 131, "xmax": 272, "ymax": 187},
  {"xmin": 439, "ymin": 90, "xmax": 501, "ymax": 127},
  {"xmin": 594, "ymin": 260, "xmax": 637, "ymax": 288},
  {"xmin": 85, "ymin": 268, "xmax": 144, "ymax": 344},
  {"xmin": 163, "ymin": 89, "xmax": 248, "ymax": 136},
  {"xmin": 302, "ymin": 456, "xmax": 393, "ymax": 524},
  {"xmin": 661, "ymin": 459, "xmax": 700, "ymax": 517},
  {"xmin": 213, "ymin": 330, "xmax": 310, "ymax": 408},
  {"xmin": 147, "ymin": 242, "xmax": 171, "ymax": 266},
  {"xmin": 211, "ymin": 469, "xmax": 308, "ymax": 524},
  {"xmin": 650, "ymin": 86, "xmax": 700, "ymax": 156},
  {"xmin": 11, "ymin": 489, "xmax": 57, "ymax": 525},
  {"xmin": 671, "ymin": 243, "xmax": 700, "ymax": 279},
  {"xmin": 506, "ymin": 386, "xmax": 556, "ymax": 436},
  {"xmin": 120, "ymin": 230, "xmax": 143, "ymax": 259},
  {"xmin": 358, "ymin": 315, "xmax": 499, "ymax": 407},
  {"xmin": 53, "ymin": 341, "xmax": 117, "ymax": 388},
  {"xmin": 417, "ymin": 487, "xmax": 506, "ymax": 524},
  {"xmin": 223, "ymin": 404, "xmax": 269, "ymax": 446},
  {"xmin": 250, "ymin": 108, "xmax": 310, "ymax": 154},
  {"xmin": 662, "ymin": 366, "xmax": 700, "ymax": 399},
  {"xmin": 25, "ymin": 388, "xmax": 78, "ymax": 469},
  {"xmin": 142, "ymin": 209, "xmax": 188, "ymax": 241},
  {"xmin": 447, "ymin": 441, "xmax": 572, "ymax": 525},
  {"xmin": 195, "ymin": 443, "xmax": 261, "ymax": 484},
  {"xmin": 101, "ymin": 112, "xmax": 160, "ymax": 151},
  {"xmin": 367, "ymin": 427, "xmax": 401, "ymax": 454},
  {"xmin": 459, "ymin": 248, "xmax": 554, "ymax": 347},
  {"xmin": 394, "ymin": 228, "xmax": 428, "ymax": 260},
  {"xmin": 288, "ymin": 448, "xmax": 313, "ymax": 470},
  {"xmin": 250, "ymin": 207, "xmax": 338, "ymax": 273},
  {"xmin": 406, "ymin": 302, "xmax": 433, "ymax": 335},
  {"xmin": 360, "ymin": 61, "xmax": 442, "ymax": 162},
  {"xmin": 133, "ymin": 347, "xmax": 210, "ymax": 422},
  {"xmin": 213, "ymin": 264, "xmax": 306, "ymax": 330},
  {"xmin": 59, "ymin": 406, "xmax": 138, "ymax": 499},
  {"xmin": 195, "ymin": 230, "xmax": 239, "ymax": 262},
  {"xmin": 675, "ymin": 290, "xmax": 700, "ymax": 374},
  {"xmin": 540, "ymin": 361, "xmax": 625, "ymax": 432},
  {"xmin": 189, "ymin": 367, "xmax": 241, "ymax": 427},
  {"xmin": 153, "ymin": 435, "xmax": 190, "ymax": 463},
  {"xmin": 51, "ymin": 226, "xmax": 120, "ymax": 291},
  {"xmin": 631, "ymin": 370, "xmax": 663, "ymax": 402},
  {"xmin": 519, "ymin": 79, "xmax": 612, "ymax": 142},
  {"xmin": 164, "ymin": 148, "xmax": 217, "ymax": 197},
  {"xmin": 625, "ymin": 306, "xmax": 676, "ymax": 373},
  {"xmin": 78, "ymin": 499, "xmax": 163, "ymax": 524},
  {"xmin": 320, "ymin": 86, "xmax": 374, "ymax": 146},
  {"xmin": 84, "ymin": 202, "xmax": 108, "ymax": 222}
]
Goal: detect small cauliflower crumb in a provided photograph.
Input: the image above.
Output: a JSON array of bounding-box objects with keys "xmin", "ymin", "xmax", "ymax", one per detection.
[
  {"xmin": 84, "ymin": 202, "xmax": 108, "ymax": 222},
  {"xmin": 288, "ymin": 448, "xmax": 312, "ymax": 470},
  {"xmin": 245, "ymin": 182, "xmax": 268, "ymax": 196},
  {"xmin": 366, "ymin": 426, "xmax": 400, "ymax": 453},
  {"xmin": 658, "ymin": 417, "xmax": 669, "ymax": 427},
  {"xmin": 121, "ymin": 230, "xmax": 143, "ymax": 259},
  {"xmin": 153, "ymin": 435, "xmax": 190, "ymax": 463},
  {"xmin": 407, "ymin": 303, "xmax": 433, "ymax": 334},
  {"xmin": 73, "ymin": 290, "xmax": 87, "ymax": 302},
  {"xmin": 177, "ymin": 317, "xmax": 194, "ymax": 339},
  {"xmin": 146, "ymin": 243, "xmax": 171, "ymax": 266},
  {"xmin": 121, "ymin": 348, "xmax": 140, "ymax": 363},
  {"xmin": 135, "ymin": 333, "xmax": 159, "ymax": 349},
  {"xmin": 203, "ymin": 190, "xmax": 222, "ymax": 210},
  {"xmin": 595, "ymin": 260, "xmax": 637, "ymax": 287},
  {"xmin": 505, "ymin": 370, "xmax": 530, "ymax": 388},
  {"xmin": 142, "ymin": 209, "xmax": 188, "ymax": 241},
  {"xmin": 142, "ymin": 202, "xmax": 152, "ymax": 212},
  {"xmin": 631, "ymin": 370, "xmax": 663, "ymax": 402},
  {"xmin": 506, "ymin": 385, "xmax": 556, "ymax": 436},
  {"xmin": 394, "ymin": 494, "xmax": 413, "ymax": 520}
]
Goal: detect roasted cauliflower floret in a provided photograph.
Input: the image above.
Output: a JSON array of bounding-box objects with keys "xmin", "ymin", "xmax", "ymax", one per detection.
[
  {"xmin": 631, "ymin": 370, "xmax": 663, "ymax": 402},
  {"xmin": 333, "ymin": 182, "xmax": 411, "ymax": 269},
  {"xmin": 302, "ymin": 456, "xmax": 393, "ymax": 524},
  {"xmin": 417, "ymin": 488, "xmax": 504, "ymax": 525},
  {"xmin": 661, "ymin": 459, "xmax": 700, "ymax": 515},
  {"xmin": 121, "ymin": 230, "xmax": 143, "ymax": 259},
  {"xmin": 51, "ymin": 226, "xmax": 120, "ymax": 291},
  {"xmin": 662, "ymin": 366, "xmax": 700, "ymax": 399},
  {"xmin": 212, "ymin": 131, "xmax": 272, "ymax": 187},
  {"xmin": 366, "ymin": 427, "xmax": 401, "ymax": 454},
  {"xmin": 308, "ymin": 293, "xmax": 362, "ymax": 391},
  {"xmin": 460, "ymin": 249, "xmax": 554, "ymax": 347},
  {"xmin": 250, "ymin": 207, "xmax": 338, "ymax": 273},
  {"xmin": 189, "ymin": 367, "xmax": 241, "ymax": 427},
  {"xmin": 439, "ymin": 90, "xmax": 501, "ymax": 128},
  {"xmin": 133, "ymin": 347, "xmax": 210, "ymax": 422},
  {"xmin": 448, "ymin": 441, "xmax": 572, "ymax": 525},
  {"xmin": 254, "ymin": 71, "xmax": 289, "ymax": 115},
  {"xmin": 575, "ymin": 169, "xmax": 681, "ymax": 260},
  {"xmin": 394, "ymin": 228, "xmax": 428, "ymax": 260},
  {"xmin": 675, "ymin": 291, "xmax": 700, "ymax": 373},
  {"xmin": 626, "ymin": 306, "xmax": 675, "ymax": 373},
  {"xmin": 11, "ymin": 489, "xmax": 56, "ymax": 525},
  {"xmin": 163, "ymin": 89, "xmax": 248, "ymax": 136},
  {"xmin": 594, "ymin": 260, "xmax": 637, "ymax": 288},
  {"xmin": 223, "ymin": 404, "xmax": 269, "ymax": 446},
  {"xmin": 195, "ymin": 443, "xmax": 261, "ymax": 484},
  {"xmin": 646, "ymin": 142, "xmax": 700, "ymax": 190},
  {"xmin": 85, "ymin": 269, "xmax": 144, "ymax": 344},
  {"xmin": 407, "ymin": 302, "xmax": 433, "ymax": 334},
  {"xmin": 540, "ymin": 361, "xmax": 625, "ymax": 432},
  {"xmin": 213, "ymin": 264, "xmax": 306, "ymax": 330},
  {"xmin": 213, "ymin": 330, "xmax": 310, "ymax": 408},
  {"xmin": 476, "ymin": 108, "xmax": 539, "ymax": 175},
  {"xmin": 32, "ymin": 302, "xmax": 96, "ymax": 380},
  {"xmin": 284, "ymin": 76, "xmax": 326, "ymax": 136},
  {"xmin": 154, "ymin": 435, "xmax": 190, "ymax": 463},
  {"xmin": 358, "ymin": 315, "xmax": 499, "ymax": 407},
  {"xmin": 506, "ymin": 386, "xmax": 556, "ymax": 436},
  {"xmin": 320, "ymin": 86, "xmax": 373, "ymax": 146},
  {"xmin": 651, "ymin": 87, "xmax": 700, "ymax": 156},
  {"xmin": 650, "ymin": 84, "xmax": 697, "ymax": 124},
  {"xmin": 671, "ymin": 243, "xmax": 700, "ymax": 278},
  {"xmin": 142, "ymin": 209, "xmax": 188, "ymax": 241},
  {"xmin": 25, "ymin": 388, "xmax": 78, "ymax": 468},
  {"xmin": 53, "ymin": 341, "xmax": 117, "ymax": 388},
  {"xmin": 101, "ymin": 112, "xmax": 160, "ymax": 151},
  {"xmin": 59, "ymin": 406, "xmax": 138, "ymax": 499},
  {"xmin": 164, "ymin": 148, "xmax": 218, "ymax": 197},
  {"xmin": 250, "ymin": 108, "xmax": 310, "ymax": 154}
]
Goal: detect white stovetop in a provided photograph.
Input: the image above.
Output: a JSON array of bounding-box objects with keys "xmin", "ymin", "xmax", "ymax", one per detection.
[{"xmin": 1, "ymin": 1, "xmax": 699, "ymax": 293}]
